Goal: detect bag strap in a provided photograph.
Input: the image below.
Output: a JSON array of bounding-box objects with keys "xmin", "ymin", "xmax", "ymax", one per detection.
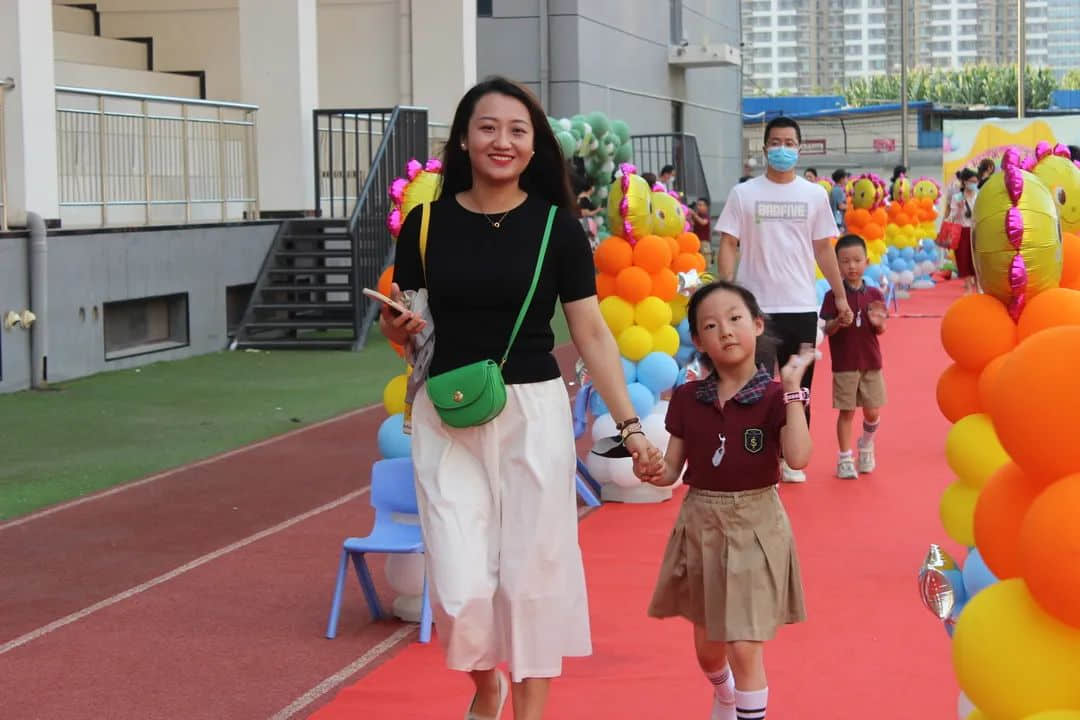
[
  {"xmin": 500, "ymin": 205, "xmax": 557, "ymax": 368},
  {"xmin": 419, "ymin": 202, "xmax": 431, "ymax": 281}
]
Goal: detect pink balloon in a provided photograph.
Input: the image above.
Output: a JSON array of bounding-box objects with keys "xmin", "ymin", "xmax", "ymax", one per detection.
[{"xmin": 1005, "ymin": 207, "xmax": 1024, "ymax": 250}]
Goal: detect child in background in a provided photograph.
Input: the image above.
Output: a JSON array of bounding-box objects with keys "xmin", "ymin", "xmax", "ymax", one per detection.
[
  {"xmin": 820, "ymin": 234, "xmax": 887, "ymax": 479},
  {"xmin": 642, "ymin": 281, "xmax": 811, "ymax": 720}
]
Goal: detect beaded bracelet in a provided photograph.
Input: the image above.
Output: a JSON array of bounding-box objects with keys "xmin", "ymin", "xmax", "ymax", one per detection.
[{"xmin": 783, "ymin": 388, "xmax": 810, "ymax": 405}]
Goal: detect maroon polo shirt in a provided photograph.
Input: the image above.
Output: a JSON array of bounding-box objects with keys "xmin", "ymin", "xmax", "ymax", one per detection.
[
  {"xmin": 820, "ymin": 283, "xmax": 885, "ymax": 372},
  {"xmin": 666, "ymin": 368, "xmax": 788, "ymax": 492}
]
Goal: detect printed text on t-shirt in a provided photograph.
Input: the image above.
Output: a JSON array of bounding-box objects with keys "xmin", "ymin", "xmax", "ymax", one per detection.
[{"xmin": 755, "ymin": 200, "xmax": 808, "ymax": 223}]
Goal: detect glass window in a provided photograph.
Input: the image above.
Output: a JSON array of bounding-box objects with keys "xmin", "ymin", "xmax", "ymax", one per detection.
[
  {"xmin": 844, "ymin": 29, "xmax": 862, "ymax": 40},
  {"xmin": 756, "ymin": 46, "xmax": 773, "ymax": 58},
  {"xmin": 477, "ymin": 0, "xmax": 492, "ymax": 17}
]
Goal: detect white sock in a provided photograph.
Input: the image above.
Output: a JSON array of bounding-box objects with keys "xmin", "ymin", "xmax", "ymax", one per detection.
[
  {"xmin": 735, "ymin": 687, "xmax": 768, "ymax": 720},
  {"xmin": 859, "ymin": 418, "xmax": 880, "ymax": 448},
  {"xmin": 838, "ymin": 449, "xmax": 853, "ymax": 459},
  {"xmin": 706, "ymin": 665, "xmax": 736, "ymax": 720}
]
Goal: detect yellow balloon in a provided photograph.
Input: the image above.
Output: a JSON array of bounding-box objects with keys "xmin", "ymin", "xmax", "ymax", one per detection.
[
  {"xmin": 1032, "ymin": 153, "xmax": 1080, "ymax": 234},
  {"xmin": 815, "ymin": 264, "xmax": 824, "ymax": 280},
  {"xmin": 945, "ymin": 413, "xmax": 1010, "ymax": 489},
  {"xmin": 1024, "ymin": 712, "xmax": 1080, "ymax": 719},
  {"xmin": 953, "ymin": 579, "xmax": 1080, "ymax": 719},
  {"xmin": 650, "ymin": 189, "xmax": 687, "ymax": 237},
  {"xmin": 913, "ymin": 178, "xmax": 941, "ymax": 203},
  {"xmin": 851, "ymin": 177, "xmax": 880, "ymax": 209},
  {"xmin": 973, "ymin": 169, "xmax": 1063, "ymax": 313},
  {"xmin": 401, "ymin": 170, "xmax": 442, "ymax": 219},
  {"xmin": 617, "ymin": 325, "xmax": 653, "ymax": 361},
  {"xmin": 599, "ymin": 296, "xmax": 635, "ymax": 335},
  {"xmin": 634, "ymin": 296, "xmax": 673, "ymax": 331},
  {"xmin": 669, "ymin": 299, "xmax": 687, "ymax": 325},
  {"xmin": 651, "ymin": 325, "xmax": 681, "ymax": 356},
  {"xmin": 607, "ymin": 173, "xmax": 652, "ymax": 241},
  {"xmin": 940, "ymin": 480, "xmax": 978, "ymax": 546},
  {"xmin": 965, "ymin": 712, "xmax": 988, "ymax": 720},
  {"xmin": 891, "ymin": 176, "xmax": 913, "ymax": 203},
  {"xmin": 382, "ymin": 373, "xmax": 408, "ymax": 415}
]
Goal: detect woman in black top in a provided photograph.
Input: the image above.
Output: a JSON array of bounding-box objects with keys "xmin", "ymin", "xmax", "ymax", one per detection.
[{"xmin": 381, "ymin": 77, "xmax": 662, "ymax": 720}]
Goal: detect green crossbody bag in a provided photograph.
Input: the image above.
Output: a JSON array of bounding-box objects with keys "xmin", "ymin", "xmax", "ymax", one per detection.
[{"xmin": 420, "ymin": 202, "xmax": 557, "ymax": 428}]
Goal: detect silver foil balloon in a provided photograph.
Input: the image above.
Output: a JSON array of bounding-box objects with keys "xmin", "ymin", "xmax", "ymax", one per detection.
[
  {"xmin": 574, "ymin": 358, "xmax": 591, "ymax": 387},
  {"xmin": 683, "ymin": 357, "xmax": 706, "ymax": 382},
  {"xmin": 918, "ymin": 544, "xmax": 959, "ymax": 621},
  {"xmin": 677, "ymin": 269, "xmax": 702, "ymax": 297}
]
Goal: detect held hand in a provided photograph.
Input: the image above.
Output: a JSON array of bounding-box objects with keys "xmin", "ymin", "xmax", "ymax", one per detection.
[
  {"xmin": 868, "ymin": 301, "xmax": 887, "ymax": 328},
  {"xmin": 380, "ymin": 282, "xmax": 426, "ymax": 336},
  {"xmin": 834, "ymin": 296, "xmax": 855, "ymax": 327},
  {"xmin": 627, "ymin": 434, "xmax": 665, "ymax": 484},
  {"xmin": 780, "ymin": 343, "xmax": 817, "ymax": 390}
]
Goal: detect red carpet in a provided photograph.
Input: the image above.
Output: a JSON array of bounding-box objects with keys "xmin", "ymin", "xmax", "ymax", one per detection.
[{"xmin": 311, "ymin": 282, "xmax": 965, "ymax": 719}]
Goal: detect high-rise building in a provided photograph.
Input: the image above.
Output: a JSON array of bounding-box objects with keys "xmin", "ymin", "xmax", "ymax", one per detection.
[{"xmin": 1046, "ymin": 0, "xmax": 1080, "ymax": 79}]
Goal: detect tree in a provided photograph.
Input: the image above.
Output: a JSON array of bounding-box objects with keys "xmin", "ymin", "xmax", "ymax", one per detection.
[
  {"xmin": 1063, "ymin": 69, "xmax": 1080, "ymax": 91},
  {"xmin": 844, "ymin": 65, "xmax": 1058, "ymax": 110}
]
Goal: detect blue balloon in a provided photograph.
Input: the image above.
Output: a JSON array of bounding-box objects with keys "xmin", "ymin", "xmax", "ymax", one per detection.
[
  {"xmin": 886, "ymin": 245, "xmax": 899, "ymax": 257},
  {"xmin": 962, "ymin": 548, "xmax": 998, "ymax": 600},
  {"xmin": 901, "ymin": 247, "xmax": 916, "ymax": 259},
  {"xmin": 677, "ymin": 318, "xmax": 692, "ymax": 346},
  {"xmin": 626, "ymin": 382, "xmax": 657, "ymax": 417},
  {"xmin": 636, "ymin": 352, "xmax": 680, "ymax": 395},
  {"xmin": 589, "ymin": 388, "xmax": 609, "ymax": 416},
  {"xmin": 377, "ymin": 413, "xmax": 412, "ymax": 458},
  {"xmin": 675, "ymin": 344, "xmax": 695, "ymax": 367},
  {"xmin": 621, "ymin": 357, "xmax": 637, "ymax": 383},
  {"xmin": 890, "ymin": 258, "xmax": 906, "ymax": 272}
]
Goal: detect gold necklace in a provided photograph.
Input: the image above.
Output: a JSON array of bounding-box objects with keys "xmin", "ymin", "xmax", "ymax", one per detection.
[{"xmin": 484, "ymin": 208, "xmax": 513, "ymax": 229}]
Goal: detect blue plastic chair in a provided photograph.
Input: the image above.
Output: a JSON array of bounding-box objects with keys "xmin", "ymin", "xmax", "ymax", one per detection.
[
  {"xmin": 572, "ymin": 385, "xmax": 602, "ymax": 507},
  {"xmin": 325, "ymin": 457, "xmax": 433, "ymax": 643}
]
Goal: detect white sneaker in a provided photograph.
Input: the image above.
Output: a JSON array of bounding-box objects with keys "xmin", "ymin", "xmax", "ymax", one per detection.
[
  {"xmin": 837, "ymin": 455, "xmax": 858, "ymax": 479},
  {"xmin": 858, "ymin": 444, "xmax": 876, "ymax": 474},
  {"xmin": 781, "ymin": 459, "xmax": 806, "ymax": 483}
]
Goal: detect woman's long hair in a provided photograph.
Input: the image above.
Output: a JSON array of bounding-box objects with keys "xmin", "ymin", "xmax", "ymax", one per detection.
[{"xmin": 440, "ymin": 76, "xmax": 576, "ymax": 211}]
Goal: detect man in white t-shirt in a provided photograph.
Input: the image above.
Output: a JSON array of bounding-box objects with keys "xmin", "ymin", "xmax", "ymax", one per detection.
[{"xmin": 715, "ymin": 116, "xmax": 852, "ymax": 482}]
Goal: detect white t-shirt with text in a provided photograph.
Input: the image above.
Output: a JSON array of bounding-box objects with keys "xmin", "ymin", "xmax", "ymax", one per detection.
[{"xmin": 714, "ymin": 175, "xmax": 839, "ymax": 314}]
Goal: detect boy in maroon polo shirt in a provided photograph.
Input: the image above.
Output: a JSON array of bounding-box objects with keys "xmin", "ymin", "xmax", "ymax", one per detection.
[{"xmin": 820, "ymin": 235, "xmax": 887, "ymax": 479}]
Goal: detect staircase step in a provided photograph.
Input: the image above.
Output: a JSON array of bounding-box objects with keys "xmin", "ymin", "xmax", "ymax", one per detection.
[
  {"xmin": 274, "ymin": 250, "xmax": 354, "ymax": 258},
  {"xmin": 253, "ymin": 302, "xmax": 354, "ymax": 310},
  {"xmin": 290, "ymin": 218, "xmax": 350, "ymax": 230},
  {"xmin": 234, "ymin": 339, "xmax": 355, "ymax": 350},
  {"xmin": 267, "ymin": 267, "xmax": 352, "ymax": 275},
  {"xmin": 260, "ymin": 284, "xmax": 352, "ymax": 293},
  {"xmin": 284, "ymin": 233, "xmax": 351, "ymax": 243},
  {"xmin": 245, "ymin": 321, "xmax": 355, "ymax": 330}
]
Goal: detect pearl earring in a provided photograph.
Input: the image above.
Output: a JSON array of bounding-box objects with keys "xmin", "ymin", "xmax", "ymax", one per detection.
[{"xmin": 461, "ymin": 144, "xmax": 467, "ymax": 151}]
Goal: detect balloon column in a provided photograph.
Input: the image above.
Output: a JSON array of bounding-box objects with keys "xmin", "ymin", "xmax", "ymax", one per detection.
[
  {"xmin": 586, "ymin": 164, "xmax": 707, "ymax": 502},
  {"xmin": 886, "ymin": 175, "xmax": 940, "ymax": 251},
  {"xmin": 923, "ymin": 144, "xmax": 1080, "ymax": 719},
  {"xmin": 843, "ymin": 173, "xmax": 889, "ymax": 265},
  {"xmin": 549, "ymin": 111, "xmax": 633, "ymax": 213}
]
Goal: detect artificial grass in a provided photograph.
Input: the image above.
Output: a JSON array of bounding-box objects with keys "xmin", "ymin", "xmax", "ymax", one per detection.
[{"xmin": 0, "ymin": 309, "xmax": 570, "ymax": 520}]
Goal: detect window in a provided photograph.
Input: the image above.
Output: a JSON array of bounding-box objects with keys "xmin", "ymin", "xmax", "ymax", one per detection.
[
  {"xmin": 779, "ymin": 61, "xmax": 800, "ymax": 72},
  {"xmin": 930, "ymin": 24, "xmax": 950, "ymax": 37},
  {"xmin": 777, "ymin": 30, "xmax": 798, "ymax": 41},
  {"xmin": 957, "ymin": 39, "xmax": 978, "ymax": 52},
  {"xmin": 751, "ymin": 62, "xmax": 773, "ymax": 74},
  {"xmin": 756, "ymin": 46, "xmax": 773, "ymax": 58},
  {"xmin": 869, "ymin": 28, "xmax": 886, "ymax": 40},
  {"xmin": 104, "ymin": 293, "xmax": 189, "ymax": 360},
  {"xmin": 750, "ymin": 31, "xmax": 772, "ymax": 42},
  {"xmin": 868, "ymin": 12, "xmax": 885, "ymax": 24},
  {"xmin": 845, "ymin": 60, "xmax": 864, "ymax": 72},
  {"xmin": 844, "ymin": 29, "xmax": 862, "ymax": 41},
  {"xmin": 846, "ymin": 44, "xmax": 862, "ymax": 56},
  {"xmin": 868, "ymin": 42, "xmax": 886, "ymax": 54},
  {"xmin": 930, "ymin": 9, "xmax": 950, "ymax": 21},
  {"xmin": 867, "ymin": 0, "xmax": 885, "ymax": 7},
  {"xmin": 748, "ymin": 0, "xmax": 771, "ymax": 12},
  {"xmin": 779, "ymin": 77, "xmax": 798, "ymax": 89},
  {"xmin": 869, "ymin": 58, "xmax": 886, "ymax": 70},
  {"xmin": 477, "ymin": 0, "xmax": 492, "ymax": 17},
  {"xmin": 958, "ymin": 8, "xmax": 977, "ymax": 19}
]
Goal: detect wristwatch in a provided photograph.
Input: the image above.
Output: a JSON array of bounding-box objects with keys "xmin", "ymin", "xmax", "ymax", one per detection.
[{"xmin": 783, "ymin": 388, "xmax": 810, "ymax": 405}]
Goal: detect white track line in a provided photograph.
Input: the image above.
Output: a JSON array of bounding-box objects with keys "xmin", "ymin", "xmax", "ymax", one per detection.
[
  {"xmin": 267, "ymin": 625, "xmax": 418, "ymax": 720},
  {"xmin": 0, "ymin": 405, "xmax": 377, "ymax": 531},
  {"xmin": 0, "ymin": 488, "xmax": 370, "ymax": 657}
]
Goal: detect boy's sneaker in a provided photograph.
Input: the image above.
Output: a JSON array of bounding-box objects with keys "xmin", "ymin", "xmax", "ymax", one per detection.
[
  {"xmin": 858, "ymin": 444, "xmax": 876, "ymax": 474},
  {"xmin": 781, "ymin": 459, "xmax": 807, "ymax": 483},
  {"xmin": 837, "ymin": 455, "xmax": 858, "ymax": 479}
]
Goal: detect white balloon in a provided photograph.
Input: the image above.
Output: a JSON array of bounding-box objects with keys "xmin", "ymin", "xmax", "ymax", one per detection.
[
  {"xmin": 920, "ymin": 260, "xmax": 936, "ymax": 274},
  {"xmin": 899, "ymin": 270, "xmax": 915, "ymax": 285},
  {"xmin": 888, "ymin": 271, "xmax": 899, "ymax": 284},
  {"xmin": 585, "ymin": 451, "xmax": 613, "ymax": 485},
  {"xmin": 591, "ymin": 412, "xmax": 617, "ymax": 442},
  {"xmin": 641, "ymin": 412, "xmax": 670, "ymax": 454},
  {"xmin": 957, "ymin": 691, "xmax": 974, "ymax": 719},
  {"xmin": 607, "ymin": 456, "xmax": 640, "ymax": 488},
  {"xmin": 558, "ymin": 118, "xmax": 571, "ymax": 130},
  {"xmin": 385, "ymin": 553, "xmax": 425, "ymax": 597},
  {"xmin": 653, "ymin": 399, "xmax": 670, "ymax": 417}
]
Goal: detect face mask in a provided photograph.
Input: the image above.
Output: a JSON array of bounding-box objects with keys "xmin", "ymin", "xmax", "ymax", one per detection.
[
  {"xmin": 966, "ymin": 182, "xmax": 978, "ymax": 192},
  {"xmin": 766, "ymin": 147, "xmax": 799, "ymax": 172}
]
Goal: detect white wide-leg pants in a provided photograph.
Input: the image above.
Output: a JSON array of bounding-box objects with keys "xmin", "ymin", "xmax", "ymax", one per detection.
[{"xmin": 411, "ymin": 377, "xmax": 592, "ymax": 682}]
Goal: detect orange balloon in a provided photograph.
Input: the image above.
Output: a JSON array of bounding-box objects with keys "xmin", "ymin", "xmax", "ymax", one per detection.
[
  {"xmin": 1061, "ymin": 232, "xmax": 1080, "ymax": 290},
  {"xmin": 594, "ymin": 236, "xmax": 634, "ymax": 276},
  {"xmin": 989, "ymin": 326, "xmax": 1080, "ymax": 479},
  {"xmin": 651, "ymin": 268, "xmax": 678, "ymax": 301},
  {"xmin": 872, "ymin": 207, "xmax": 888, "ymax": 227},
  {"xmin": 936, "ymin": 363, "xmax": 982, "ymax": 423},
  {"xmin": 672, "ymin": 253, "xmax": 699, "ymax": 274},
  {"xmin": 1017, "ymin": 287, "xmax": 1080, "ymax": 340},
  {"xmin": 895, "ymin": 212, "xmax": 912, "ymax": 226},
  {"xmin": 974, "ymin": 462, "xmax": 1043, "ymax": 580},
  {"xmin": 940, "ymin": 294, "xmax": 1017, "ymax": 372},
  {"xmin": 862, "ymin": 222, "xmax": 884, "ymax": 241},
  {"xmin": 632, "ymin": 235, "xmax": 672, "ymax": 274},
  {"xmin": 615, "ymin": 265, "xmax": 653, "ymax": 304},
  {"xmin": 677, "ymin": 232, "xmax": 701, "ymax": 254},
  {"xmin": 390, "ymin": 340, "xmax": 405, "ymax": 358},
  {"xmin": 850, "ymin": 208, "xmax": 871, "ymax": 228},
  {"xmin": 886, "ymin": 203, "xmax": 901, "ymax": 218},
  {"xmin": 693, "ymin": 252, "xmax": 707, "ymax": 273},
  {"xmin": 977, "ymin": 354, "xmax": 1009, "ymax": 413},
  {"xmin": 596, "ymin": 272, "xmax": 617, "ymax": 300},
  {"xmin": 378, "ymin": 265, "xmax": 395, "ymax": 297},
  {"xmin": 1020, "ymin": 473, "xmax": 1080, "ymax": 628},
  {"xmin": 665, "ymin": 236, "xmax": 681, "ymax": 262}
]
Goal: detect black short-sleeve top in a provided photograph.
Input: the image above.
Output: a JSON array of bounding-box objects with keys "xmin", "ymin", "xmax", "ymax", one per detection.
[{"xmin": 392, "ymin": 193, "xmax": 597, "ymax": 384}]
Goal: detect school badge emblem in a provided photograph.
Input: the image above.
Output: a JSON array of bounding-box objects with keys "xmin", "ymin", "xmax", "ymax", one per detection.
[{"xmin": 744, "ymin": 428, "xmax": 764, "ymax": 454}]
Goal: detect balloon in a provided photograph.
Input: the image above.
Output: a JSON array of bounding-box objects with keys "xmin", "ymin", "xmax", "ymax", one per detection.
[
  {"xmin": 961, "ymin": 548, "xmax": 999, "ymax": 600},
  {"xmin": 669, "ymin": 297, "xmax": 688, "ymax": 325},
  {"xmin": 1023, "ymin": 712, "xmax": 1080, "ymax": 719},
  {"xmin": 607, "ymin": 171, "xmax": 652, "ymax": 242},
  {"xmin": 672, "ymin": 253, "xmax": 701, "ymax": 274},
  {"xmin": 599, "ymin": 296, "xmax": 635, "ymax": 335},
  {"xmin": 555, "ymin": 130, "xmax": 577, "ymax": 159},
  {"xmin": 632, "ymin": 235, "xmax": 673, "ymax": 274},
  {"xmin": 940, "ymin": 294, "xmax": 1017, "ymax": 372},
  {"xmin": 1061, "ymin": 232, "xmax": 1080, "ymax": 289},
  {"xmin": 1030, "ymin": 148, "xmax": 1080, "ymax": 234},
  {"xmin": 377, "ymin": 265, "xmax": 394, "ymax": 297},
  {"xmin": 621, "ymin": 357, "xmax": 637, "ymax": 383},
  {"xmin": 945, "ymin": 413, "xmax": 1009, "ymax": 489},
  {"xmin": 590, "ymin": 412, "xmax": 617, "ymax": 442},
  {"xmin": 1020, "ymin": 473, "xmax": 1080, "ymax": 628},
  {"xmin": 626, "ymin": 382, "xmax": 657, "ymax": 418},
  {"xmin": 974, "ymin": 462, "xmax": 1042, "ymax": 580},
  {"xmin": 634, "ymin": 296, "xmax": 673, "ymax": 332},
  {"xmin": 989, "ymin": 326, "xmax": 1080, "ymax": 479},
  {"xmin": 976, "ymin": 354, "xmax": 1008, "ymax": 413},
  {"xmin": 596, "ymin": 272, "xmax": 616, "ymax": 300},
  {"xmin": 615, "ymin": 266, "xmax": 653, "ymax": 304},
  {"xmin": 953, "ymin": 579, "xmax": 1080, "ymax": 719},
  {"xmin": 936, "ymin": 363, "xmax": 982, "ymax": 423},
  {"xmin": 636, "ymin": 352, "xmax": 679, "ymax": 394},
  {"xmin": 677, "ymin": 232, "xmax": 701, "ymax": 254},
  {"xmin": 595, "ymin": 236, "xmax": 634, "ymax": 276},
  {"xmin": 382, "ymin": 373, "xmax": 408, "ymax": 415},
  {"xmin": 377, "ymin": 413, "xmax": 411, "ymax": 458},
  {"xmin": 651, "ymin": 324, "xmax": 681, "ymax": 356},
  {"xmin": 851, "ymin": 177, "xmax": 880, "ymax": 210},
  {"xmin": 650, "ymin": 190, "xmax": 687, "ymax": 237},
  {"xmin": 940, "ymin": 481, "xmax": 978, "ymax": 546},
  {"xmin": 650, "ymin": 267, "xmax": 678, "ymax": 301},
  {"xmin": 385, "ymin": 553, "xmax": 425, "ymax": 597},
  {"xmin": 617, "ymin": 325, "xmax": 654, "ymax": 361},
  {"xmin": 972, "ymin": 162, "xmax": 1063, "ymax": 319},
  {"xmin": 1017, "ymin": 287, "xmax": 1080, "ymax": 340}
]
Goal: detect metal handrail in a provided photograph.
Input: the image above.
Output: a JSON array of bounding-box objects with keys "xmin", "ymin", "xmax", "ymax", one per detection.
[
  {"xmin": 1, "ymin": 76, "xmax": 13, "ymax": 232},
  {"xmin": 55, "ymin": 85, "xmax": 258, "ymax": 111}
]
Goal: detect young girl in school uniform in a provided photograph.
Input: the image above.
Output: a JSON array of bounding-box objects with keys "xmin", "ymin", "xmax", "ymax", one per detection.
[{"xmin": 641, "ymin": 281, "xmax": 813, "ymax": 720}]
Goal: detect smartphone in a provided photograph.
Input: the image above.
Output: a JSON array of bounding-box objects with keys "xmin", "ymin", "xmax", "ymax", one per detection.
[{"xmin": 362, "ymin": 288, "xmax": 408, "ymax": 317}]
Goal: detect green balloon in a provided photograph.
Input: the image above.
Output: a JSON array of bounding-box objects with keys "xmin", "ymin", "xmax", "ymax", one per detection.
[
  {"xmin": 555, "ymin": 130, "xmax": 577, "ymax": 158},
  {"xmin": 570, "ymin": 120, "xmax": 587, "ymax": 139},
  {"xmin": 586, "ymin": 111, "xmax": 610, "ymax": 139},
  {"xmin": 611, "ymin": 120, "xmax": 631, "ymax": 144},
  {"xmin": 614, "ymin": 141, "xmax": 633, "ymax": 164}
]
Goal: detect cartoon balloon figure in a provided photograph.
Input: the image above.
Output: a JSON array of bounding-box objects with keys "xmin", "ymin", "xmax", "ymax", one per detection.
[
  {"xmin": 890, "ymin": 174, "xmax": 913, "ymax": 204},
  {"xmin": 1026, "ymin": 140, "xmax": 1080, "ymax": 234},
  {"xmin": 851, "ymin": 173, "xmax": 886, "ymax": 210},
  {"xmin": 387, "ymin": 158, "xmax": 443, "ymax": 237},
  {"xmin": 913, "ymin": 176, "xmax": 942, "ymax": 205},
  {"xmin": 608, "ymin": 163, "xmax": 653, "ymax": 245},
  {"xmin": 650, "ymin": 186, "xmax": 689, "ymax": 237},
  {"xmin": 972, "ymin": 147, "xmax": 1063, "ymax": 320}
]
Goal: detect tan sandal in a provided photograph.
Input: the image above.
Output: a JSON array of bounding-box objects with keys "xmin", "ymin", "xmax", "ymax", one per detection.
[{"xmin": 464, "ymin": 669, "xmax": 508, "ymax": 720}]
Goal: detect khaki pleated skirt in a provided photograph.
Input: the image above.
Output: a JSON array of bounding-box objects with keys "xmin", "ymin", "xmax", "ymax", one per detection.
[{"xmin": 648, "ymin": 485, "xmax": 807, "ymax": 642}]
